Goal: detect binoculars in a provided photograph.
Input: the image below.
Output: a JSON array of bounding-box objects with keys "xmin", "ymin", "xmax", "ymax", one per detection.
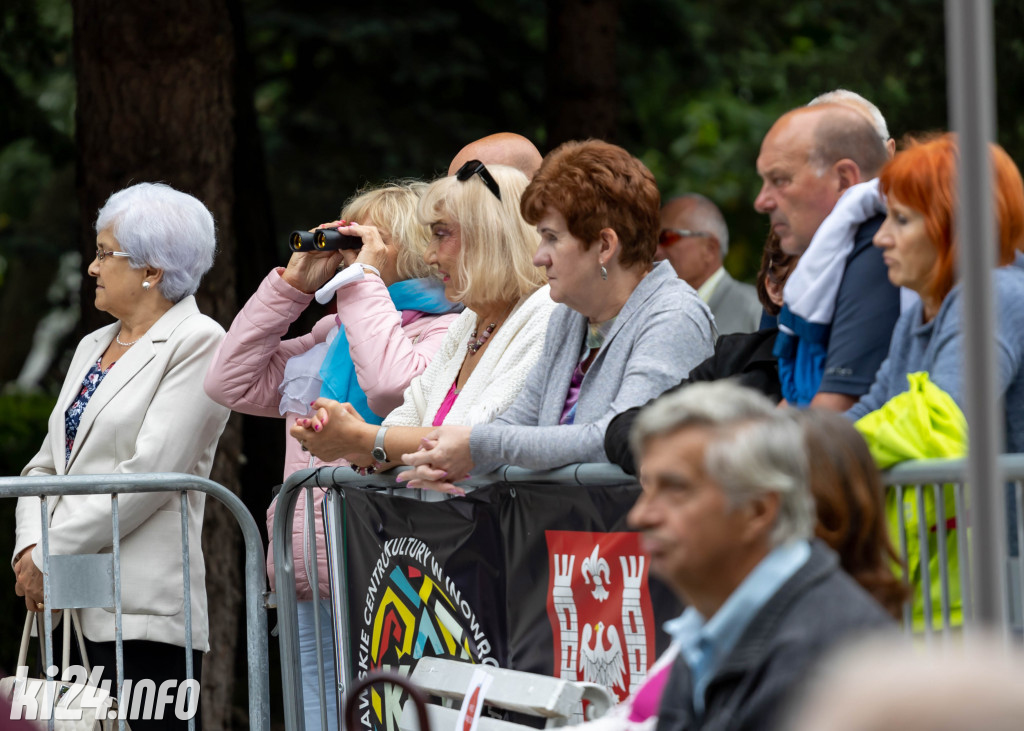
[{"xmin": 288, "ymin": 229, "xmax": 363, "ymax": 252}]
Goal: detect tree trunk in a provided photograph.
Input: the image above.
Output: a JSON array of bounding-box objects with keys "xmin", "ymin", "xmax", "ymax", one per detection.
[
  {"xmin": 545, "ymin": 0, "xmax": 621, "ymax": 148},
  {"xmin": 72, "ymin": 2, "xmax": 244, "ymax": 729}
]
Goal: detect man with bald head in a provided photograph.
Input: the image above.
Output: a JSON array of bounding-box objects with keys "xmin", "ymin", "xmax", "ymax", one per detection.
[
  {"xmin": 754, "ymin": 102, "xmax": 899, "ymax": 410},
  {"xmin": 448, "ymin": 132, "xmax": 543, "ymax": 178},
  {"xmin": 658, "ymin": 194, "xmax": 761, "ymax": 334},
  {"xmin": 808, "ymin": 88, "xmax": 896, "ymax": 158}
]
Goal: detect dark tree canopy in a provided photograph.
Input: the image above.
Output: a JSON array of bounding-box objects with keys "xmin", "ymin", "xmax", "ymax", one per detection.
[{"xmin": 2, "ymin": 1, "xmax": 1023, "ymax": 728}]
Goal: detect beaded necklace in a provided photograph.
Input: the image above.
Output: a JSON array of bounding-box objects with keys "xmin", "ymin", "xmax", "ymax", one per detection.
[
  {"xmin": 467, "ymin": 302, "xmax": 515, "ymax": 355},
  {"xmin": 466, "ymin": 322, "xmax": 496, "ymax": 355}
]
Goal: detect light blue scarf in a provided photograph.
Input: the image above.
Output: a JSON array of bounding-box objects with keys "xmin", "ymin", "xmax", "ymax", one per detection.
[{"xmin": 318, "ymin": 278, "xmax": 459, "ymax": 423}]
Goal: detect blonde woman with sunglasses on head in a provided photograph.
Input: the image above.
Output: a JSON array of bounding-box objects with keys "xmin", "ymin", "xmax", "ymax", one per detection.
[{"xmin": 292, "ymin": 162, "xmax": 555, "ymax": 475}]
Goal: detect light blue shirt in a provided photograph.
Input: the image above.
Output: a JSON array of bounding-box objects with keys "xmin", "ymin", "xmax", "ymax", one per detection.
[{"xmin": 664, "ymin": 540, "xmax": 812, "ymax": 716}]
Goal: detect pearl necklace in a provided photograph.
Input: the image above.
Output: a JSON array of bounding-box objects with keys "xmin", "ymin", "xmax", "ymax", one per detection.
[{"xmin": 115, "ymin": 331, "xmax": 140, "ymax": 347}]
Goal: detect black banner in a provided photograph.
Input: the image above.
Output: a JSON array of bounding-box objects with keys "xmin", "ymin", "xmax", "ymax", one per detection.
[{"xmin": 342, "ymin": 482, "xmax": 682, "ymax": 731}]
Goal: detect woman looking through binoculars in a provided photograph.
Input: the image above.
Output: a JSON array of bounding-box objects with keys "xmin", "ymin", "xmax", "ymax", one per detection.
[{"xmin": 203, "ymin": 181, "xmax": 460, "ymax": 731}]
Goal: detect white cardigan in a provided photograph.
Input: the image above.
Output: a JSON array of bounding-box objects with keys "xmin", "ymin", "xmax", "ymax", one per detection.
[{"xmin": 384, "ymin": 286, "xmax": 555, "ymax": 427}]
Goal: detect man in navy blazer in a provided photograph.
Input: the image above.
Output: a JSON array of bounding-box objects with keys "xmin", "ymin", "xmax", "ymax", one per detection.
[{"xmin": 628, "ymin": 382, "xmax": 892, "ymax": 731}]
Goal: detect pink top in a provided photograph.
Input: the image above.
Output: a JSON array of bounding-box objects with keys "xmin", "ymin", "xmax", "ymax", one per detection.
[
  {"xmin": 627, "ymin": 660, "xmax": 674, "ymax": 722},
  {"xmin": 559, "ymin": 361, "xmax": 586, "ymax": 425},
  {"xmin": 432, "ymin": 380, "xmax": 459, "ymax": 426}
]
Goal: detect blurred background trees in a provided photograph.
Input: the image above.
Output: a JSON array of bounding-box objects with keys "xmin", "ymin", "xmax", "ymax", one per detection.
[{"xmin": 2, "ymin": 0, "xmax": 1023, "ymax": 727}]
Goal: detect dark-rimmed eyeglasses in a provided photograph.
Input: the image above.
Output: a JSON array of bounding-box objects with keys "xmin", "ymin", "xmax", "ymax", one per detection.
[
  {"xmin": 658, "ymin": 228, "xmax": 712, "ymax": 247},
  {"xmin": 455, "ymin": 159, "xmax": 502, "ymax": 201},
  {"xmin": 95, "ymin": 248, "xmax": 132, "ymax": 262}
]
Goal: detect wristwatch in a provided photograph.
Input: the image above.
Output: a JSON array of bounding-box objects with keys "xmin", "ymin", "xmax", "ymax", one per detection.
[{"xmin": 371, "ymin": 426, "xmax": 389, "ymax": 463}]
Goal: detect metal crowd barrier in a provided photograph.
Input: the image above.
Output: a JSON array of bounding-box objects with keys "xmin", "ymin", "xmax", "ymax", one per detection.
[
  {"xmin": 0, "ymin": 472, "xmax": 271, "ymax": 731},
  {"xmin": 272, "ymin": 463, "xmax": 637, "ymax": 731},
  {"xmin": 881, "ymin": 453, "xmax": 1024, "ymax": 640},
  {"xmin": 275, "ymin": 456, "xmax": 1024, "ymax": 730}
]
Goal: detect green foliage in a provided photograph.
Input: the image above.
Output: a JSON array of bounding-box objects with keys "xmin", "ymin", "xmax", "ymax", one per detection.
[
  {"xmin": 0, "ymin": 391, "xmax": 53, "ymax": 676},
  {"xmin": 0, "ymin": 391, "xmax": 54, "ymax": 476},
  {"xmin": 6, "ymin": 0, "xmax": 1022, "ymax": 288},
  {"xmin": 617, "ymin": 0, "xmax": 965, "ymax": 280},
  {"xmin": 244, "ymin": 0, "xmax": 546, "ymax": 249},
  {"xmin": 0, "ymin": 0, "xmax": 75, "ymax": 171},
  {"xmin": 0, "ymin": 0, "xmax": 75, "ymax": 289}
]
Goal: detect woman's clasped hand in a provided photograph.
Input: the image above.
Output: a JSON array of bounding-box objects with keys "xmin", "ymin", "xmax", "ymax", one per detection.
[
  {"xmin": 396, "ymin": 426, "xmax": 474, "ymax": 495},
  {"xmin": 290, "ymin": 398, "xmax": 372, "ymax": 465}
]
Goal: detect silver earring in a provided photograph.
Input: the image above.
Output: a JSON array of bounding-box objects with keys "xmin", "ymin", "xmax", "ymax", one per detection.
[
  {"xmin": 600, "ymin": 265, "xmax": 608, "ymax": 281},
  {"xmin": 142, "ymin": 282, "xmax": 151, "ymax": 290}
]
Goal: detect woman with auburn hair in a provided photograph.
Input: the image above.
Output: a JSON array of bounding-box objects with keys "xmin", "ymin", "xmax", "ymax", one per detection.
[
  {"xmin": 395, "ymin": 139, "xmax": 716, "ymax": 492},
  {"xmin": 846, "ymin": 133, "xmax": 1024, "ymax": 453},
  {"xmin": 292, "ymin": 163, "xmax": 555, "ymax": 468},
  {"xmin": 797, "ymin": 409, "xmax": 908, "ymax": 618},
  {"xmin": 604, "ymin": 231, "xmax": 799, "ymax": 475}
]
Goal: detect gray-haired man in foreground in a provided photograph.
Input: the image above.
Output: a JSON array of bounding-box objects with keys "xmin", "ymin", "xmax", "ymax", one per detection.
[{"xmin": 628, "ymin": 382, "xmax": 891, "ymax": 731}]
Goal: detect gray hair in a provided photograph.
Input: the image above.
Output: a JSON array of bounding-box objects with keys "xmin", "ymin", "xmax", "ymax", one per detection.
[
  {"xmin": 808, "ymin": 88, "xmax": 891, "ymax": 144},
  {"xmin": 787, "ymin": 635, "xmax": 1024, "ymax": 731},
  {"xmin": 670, "ymin": 193, "xmax": 730, "ymax": 256},
  {"xmin": 96, "ymin": 182, "xmax": 217, "ymax": 303},
  {"xmin": 630, "ymin": 381, "xmax": 815, "ymax": 546},
  {"xmin": 804, "ymin": 104, "xmax": 889, "ymax": 180}
]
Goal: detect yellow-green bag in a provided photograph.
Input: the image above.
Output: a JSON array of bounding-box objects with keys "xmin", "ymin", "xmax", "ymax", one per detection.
[{"xmin": 854, "ymin": 372, "xmax": 967, "ymax": 630}]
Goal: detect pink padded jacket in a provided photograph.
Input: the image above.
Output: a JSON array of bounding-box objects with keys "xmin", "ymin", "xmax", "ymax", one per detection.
[{"xmin": 203, "ymin": 268, "xmax": 457, "ymax": 599}]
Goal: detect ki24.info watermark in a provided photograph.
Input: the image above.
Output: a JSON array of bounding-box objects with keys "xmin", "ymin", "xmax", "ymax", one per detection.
[{"xmin": 5, "ymin": 664, "xmax": 199, "ymax": 723}]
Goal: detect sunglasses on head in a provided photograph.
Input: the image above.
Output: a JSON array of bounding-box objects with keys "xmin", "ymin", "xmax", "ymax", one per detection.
[
  {"xmin": 455, "ymin": 159, "xmax": 502, "ymax": 201},
  {"xmin": 658, "ymin": 228, "xmax": 712, "ymax": 247}
]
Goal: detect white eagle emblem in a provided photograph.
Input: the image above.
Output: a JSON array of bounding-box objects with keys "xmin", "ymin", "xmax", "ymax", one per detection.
[
  {"xmin": 581, "ymin": 545, "xmax": 611, "ymax": 602},
  {"xmin": 579, "ymin": 621, "xmax": 626, "ymax": 691}
]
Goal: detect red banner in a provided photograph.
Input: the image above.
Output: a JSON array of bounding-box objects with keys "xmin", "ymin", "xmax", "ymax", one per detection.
[{"xmin": 545, "ymin": 530, "xmax": 656, "ymax": 703}]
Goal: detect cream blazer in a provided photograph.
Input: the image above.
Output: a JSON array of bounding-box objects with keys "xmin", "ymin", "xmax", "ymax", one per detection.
[{"xmin": 13, "ymin": 296, "xmax": 230, "ymax": 651}]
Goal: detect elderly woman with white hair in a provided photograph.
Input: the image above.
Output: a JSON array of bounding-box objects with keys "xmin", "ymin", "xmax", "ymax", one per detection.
[{"xmin": 13, "ymin": 182, "xmax": 229, "ymax": 730}]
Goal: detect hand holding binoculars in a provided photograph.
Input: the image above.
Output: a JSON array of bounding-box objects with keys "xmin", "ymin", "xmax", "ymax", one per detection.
[{"xmin": 289, "ymin": 228, "xmax": 363, "ymax": 252}]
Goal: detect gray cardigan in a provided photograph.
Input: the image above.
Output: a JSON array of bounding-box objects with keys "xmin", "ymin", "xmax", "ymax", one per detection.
[{"xmin": 470, "ymin": 261, "xmax": 715, "ymax": 472}]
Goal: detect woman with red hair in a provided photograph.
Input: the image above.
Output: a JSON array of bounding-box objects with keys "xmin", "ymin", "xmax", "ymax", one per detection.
[{"xmin": 847, "ymin": 133, "xmax": 1024, "ymax": 453}]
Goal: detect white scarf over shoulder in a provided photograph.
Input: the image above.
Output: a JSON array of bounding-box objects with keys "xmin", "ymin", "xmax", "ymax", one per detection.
[
  {"xmin": 781, "ymin": 178, "xmax": 918, "ymax": 330},
  {"xmin": 782, "ymin": 178, "xmax": 886, "ymax": 327},
  {"xmin": 383, "ymin": 285, "xmax": 555, "ymax": 428}
]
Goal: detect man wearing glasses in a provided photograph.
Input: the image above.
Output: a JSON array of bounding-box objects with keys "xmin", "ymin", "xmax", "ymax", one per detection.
[{"xmin": 657, "ymin": 194, "xmax": 762, "ymax": 335}]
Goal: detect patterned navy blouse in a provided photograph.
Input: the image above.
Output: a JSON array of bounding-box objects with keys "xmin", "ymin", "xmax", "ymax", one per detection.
[{"xmin": 64, "ymin": 357, "xmax": 114, "ymax": 466}]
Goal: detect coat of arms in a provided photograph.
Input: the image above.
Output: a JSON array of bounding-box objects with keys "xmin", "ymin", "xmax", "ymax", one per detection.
[{"xmin": 545, "ymin": 530, "xmax": 655, "ymax": 712}]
